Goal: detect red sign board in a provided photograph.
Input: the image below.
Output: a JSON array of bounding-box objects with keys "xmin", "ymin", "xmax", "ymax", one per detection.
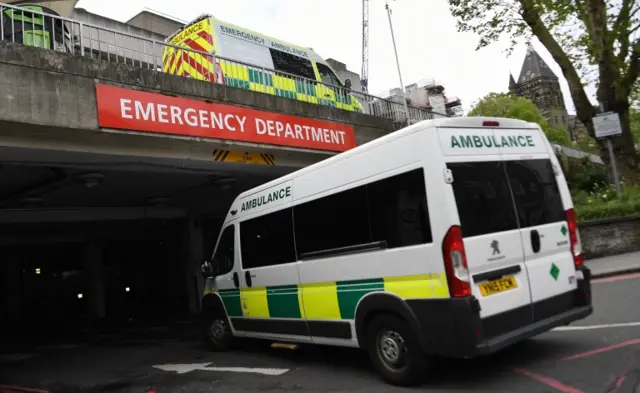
[{"xmin": 95, "ymin": 84, "xmax": 356, "ymax": 152}]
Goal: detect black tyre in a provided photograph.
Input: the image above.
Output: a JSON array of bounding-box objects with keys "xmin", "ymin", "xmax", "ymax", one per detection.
[
  {"xmin": 365, "ymin": 313, "xmax": 432, "ymax": 386},
  {"xmin": 202, "ymin": 311, "xmax": 233, "ymax": 351}
]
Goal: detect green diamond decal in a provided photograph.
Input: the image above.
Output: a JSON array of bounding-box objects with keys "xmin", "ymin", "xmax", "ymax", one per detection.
[
  {"xmin": 561, "ymin": 225, "xmax": 568, "ymax": 236},
  {"xmin": 550, "ymin": 263, "xmax": 560, "ymax": 280}
]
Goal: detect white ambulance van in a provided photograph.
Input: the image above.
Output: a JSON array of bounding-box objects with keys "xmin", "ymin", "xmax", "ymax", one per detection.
[{"xmin": 200, "ymin": 116, "xmax": 593, "ymax": 386}]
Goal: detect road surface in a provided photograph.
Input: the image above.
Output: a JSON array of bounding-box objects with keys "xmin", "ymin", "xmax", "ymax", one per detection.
[{"xmin": 1, "ymin": 272, "xmax": 639, "ymax": 393}]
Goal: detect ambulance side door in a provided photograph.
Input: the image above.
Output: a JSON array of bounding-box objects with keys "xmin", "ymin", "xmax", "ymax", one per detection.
[{"xmin": 236, "ymin": 200, "xmax": 311, "ymax": 342}]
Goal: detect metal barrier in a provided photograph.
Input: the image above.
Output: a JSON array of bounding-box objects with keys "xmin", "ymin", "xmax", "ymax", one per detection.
[
  {"xmin": 0, "ymin": 2, "xmax": 445, "ymax": 123},
  {"xmin": 552, "ymin": 143, "xmax": 603, "ymax": 164}
]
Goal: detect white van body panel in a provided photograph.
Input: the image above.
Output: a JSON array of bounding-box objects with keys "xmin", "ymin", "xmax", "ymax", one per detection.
[
  {"xmin": 437, "ymin": 119, "xmax": 578, "ymax": 319},
  {"xmin": 206, "ymin": 116, "xmax": 591, "ymax": 356},
  {"xmin": 437, "ymin": 126, "xmax": 531, "ymax": 319}
]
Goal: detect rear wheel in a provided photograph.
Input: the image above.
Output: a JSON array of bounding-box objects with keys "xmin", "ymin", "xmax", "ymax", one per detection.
[
  {"xmin": 202, "ymin": 311, "xmax": 233, "ymax": 351},
  {"xmin": 365, "ymin": 314, "xmax": 432, "ymax": 386}
]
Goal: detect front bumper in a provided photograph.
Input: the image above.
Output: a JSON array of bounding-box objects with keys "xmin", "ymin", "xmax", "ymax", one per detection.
[{"xmin": 407, "ymin": 267, "xmax": 593, "ymax": 358}]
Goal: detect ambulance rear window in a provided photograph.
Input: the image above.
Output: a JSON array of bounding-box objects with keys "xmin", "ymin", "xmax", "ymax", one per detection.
[
  {"xmin": 505, "ymin": 159, "xmax": 565, "ymax": 228},
  {"xmin": 447, "ymin": 159, "xmax": 565, "ymax": 238},
  {"xmin": 446, "ymin": 161, "xmax": 519, "ymax": 238}
]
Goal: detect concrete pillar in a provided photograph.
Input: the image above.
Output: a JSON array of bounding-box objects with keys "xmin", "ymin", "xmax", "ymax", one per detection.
[
  {"xmin": 5, "ymin": 259, "xmax": 21, "ymax": 323},
  {"xmin": 183, "ymin": 218, "xmax": 204, "ymax": 315},
  {"xmin": 85, "ymin": 241, "xmax": 106, "ymax": 320}
]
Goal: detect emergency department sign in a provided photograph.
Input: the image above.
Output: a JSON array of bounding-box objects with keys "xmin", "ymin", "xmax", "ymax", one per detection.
[{"xmin": 95, "ymin": 84, "xmax": 356, "ymax": 152}]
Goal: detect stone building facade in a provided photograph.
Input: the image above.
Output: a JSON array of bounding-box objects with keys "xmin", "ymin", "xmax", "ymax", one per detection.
[{"xmin": 509, "ymin": 45, "xmax": 587, "ymax": 141}]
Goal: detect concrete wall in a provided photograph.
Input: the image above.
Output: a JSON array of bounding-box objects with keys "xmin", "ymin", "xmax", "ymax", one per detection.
[
  {"xmin": 581, "ymin": 216, "xmax": 640, "ymax": 259},
  {"xmin": 72, "ymin": 8, "xmax": 169, "ymax": 42},
  {"xmin": 0, "ymin": 40, "xmax": 397, "ymax": 152},
  {"xmin": 326, "ymin": 58, "xmax": 363, "ymax": 93},
  {"xmin": 125, "ymin": 11, "xmax": 184, "ymax": 37}
]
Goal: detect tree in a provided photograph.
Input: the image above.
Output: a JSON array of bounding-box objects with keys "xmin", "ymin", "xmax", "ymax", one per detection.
[
  {"xmin": 631, "ymin": 107, "xmax": 640, "ymax": 148},
  {"xmin": 448, "ymin": 0, "xmax": 639, "ymax": 180},
  {"xmin": 469, "ymin": 92, "xmax": 569, "ymax": 144}
]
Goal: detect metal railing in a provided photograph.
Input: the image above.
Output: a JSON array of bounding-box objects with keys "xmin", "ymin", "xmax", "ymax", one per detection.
[{"xmin": 553, "ymin": 143, "xmax": 603, "ymax": 164}]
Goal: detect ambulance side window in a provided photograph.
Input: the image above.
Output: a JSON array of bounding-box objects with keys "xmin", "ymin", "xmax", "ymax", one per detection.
[
  {"xmin": 240, "ymin": 208, "xmax": 296, "ymax": 269},
  {"xmin": 213, "ymin": 226, "xmax": 235, "ymax": 275},
  {"xmin": 269, "ymin": 49, "xmax": 316, "ymax": 80},
  {"xmin": 316, "ymin": 63, "xmax": 343, "ymax": 87}
]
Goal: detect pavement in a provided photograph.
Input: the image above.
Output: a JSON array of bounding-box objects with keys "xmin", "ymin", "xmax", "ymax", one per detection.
[
  {"xmin": 0, "ymin": 252, "xmax": 639, "ymax": 393},
  {"xmin": 585, "ymin": 251, "xmax": 640, "ymax": 278}
]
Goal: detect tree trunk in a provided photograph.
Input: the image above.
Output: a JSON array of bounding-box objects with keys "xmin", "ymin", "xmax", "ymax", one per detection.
[{"xmin": 519, "ymin": 0, "xmax": 639, "ymax": 183}]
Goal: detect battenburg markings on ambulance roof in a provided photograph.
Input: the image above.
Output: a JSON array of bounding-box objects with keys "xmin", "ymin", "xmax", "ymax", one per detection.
[
  {"xmin": 241, "ymin": 186, "xmax": 291, "ymax": 212},
  {"xmin": 451, "ymin": 134, "xmax": 536, "ymax": 148}
]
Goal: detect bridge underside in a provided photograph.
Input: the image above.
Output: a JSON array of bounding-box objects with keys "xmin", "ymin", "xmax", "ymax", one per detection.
[{"xmin": 0, "ymin": 121, "xmax": 316, "ymax": 337}]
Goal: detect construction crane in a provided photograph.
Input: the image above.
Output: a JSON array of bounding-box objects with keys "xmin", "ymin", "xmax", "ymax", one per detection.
[{"xmin": 361, "ymin": 0, "xmax": 370, "ymax": 93}]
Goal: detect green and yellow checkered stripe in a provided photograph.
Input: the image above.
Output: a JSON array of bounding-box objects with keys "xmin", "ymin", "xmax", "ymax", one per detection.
[
  {"xmin": 209, "ymin": 273, "xmax": 449, "ymax": 320},
  {"xmin": 216, "ymin": 60, "xmax": 363, "ymax": 113}
]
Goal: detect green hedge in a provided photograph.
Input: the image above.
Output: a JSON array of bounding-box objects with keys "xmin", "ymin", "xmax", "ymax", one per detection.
[{"xmin": 573, "ymin": 184, "xmax": 640, "ymax": 222}]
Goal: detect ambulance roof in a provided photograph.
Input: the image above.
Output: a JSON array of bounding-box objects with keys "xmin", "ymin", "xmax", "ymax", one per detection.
[
  {"xmin": 227, "ymin": 117, "xmax": 540, "ymax": 219},
  {"xmin": 167, "ymin": 13, "xmax": 324, "ymax": 63}
]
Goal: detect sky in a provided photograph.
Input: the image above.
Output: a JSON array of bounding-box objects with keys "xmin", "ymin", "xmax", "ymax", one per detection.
[{"xmin": 75, "ymin": 0, "xmax": 589, "ymax": 114}]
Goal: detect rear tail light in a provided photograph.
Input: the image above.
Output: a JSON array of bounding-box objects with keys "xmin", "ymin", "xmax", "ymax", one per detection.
[
  {"xmin": 482, "ymin": 121, "xmax": 500, "ymax": 127},
  {"xmin": 442, "ymin": 225, "xmax": 471, "ymax": 297},
  {"xmin": 565, "ymin": 209, "xmax": 584, "ymax": 267}
]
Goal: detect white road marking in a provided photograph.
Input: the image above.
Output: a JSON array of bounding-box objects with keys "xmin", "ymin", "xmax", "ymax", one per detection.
[
  {"xmin": 153, "ymin": 363, "xmax": 289, "ymax": 376},
  {"xmin": 553, "ymin": 322, "xmax": 640, "ymax": 331}
]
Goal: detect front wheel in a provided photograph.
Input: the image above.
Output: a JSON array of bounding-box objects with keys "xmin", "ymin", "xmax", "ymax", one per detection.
[
  {"xmin": 365, "ymin": 314, "xmax": 432, "ymax": 386},
  {"xmin": 202, "ymin": 311, "xmax": 233, "ymax": 351}
]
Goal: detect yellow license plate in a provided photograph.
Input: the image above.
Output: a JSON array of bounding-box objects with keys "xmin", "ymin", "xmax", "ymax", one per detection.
[{"xmin": 478, "ymin": 276, "xmax": 518, "ymax": 297}]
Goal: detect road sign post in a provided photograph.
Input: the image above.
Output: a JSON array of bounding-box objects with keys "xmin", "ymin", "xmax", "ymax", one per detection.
[{"xmin": 593, "ymin": 108, "xmax": 623, "ymax": 200}]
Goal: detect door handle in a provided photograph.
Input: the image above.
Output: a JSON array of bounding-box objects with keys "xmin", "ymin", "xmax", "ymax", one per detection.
[
  {"xmin": 232, "ymin": 272, "xmax": 239, "ymax": 288},
  {"xmin": 245, "ymin": 270, "xmax": 253, "ymax": 287},
  {"xmin": 531, "ymin": 230, "xmax": 541, "ymax": 254}
]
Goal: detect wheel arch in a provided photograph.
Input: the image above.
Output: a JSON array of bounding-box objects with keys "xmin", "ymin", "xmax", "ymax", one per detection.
[
  {"xmin": 201, "ymin": 292, "xmax": 228, "ymax": 318},
  {"xmin": 354, "ymin": 292, "xmax": 426, "ymax": 352}
]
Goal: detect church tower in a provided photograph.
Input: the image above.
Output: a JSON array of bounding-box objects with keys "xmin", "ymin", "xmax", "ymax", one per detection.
[{"xmin": 509, "ymin": 45, "xmax": 569, "ymax": 132}]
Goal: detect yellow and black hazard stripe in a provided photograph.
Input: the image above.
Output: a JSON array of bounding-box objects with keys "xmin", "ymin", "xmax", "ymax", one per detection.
[
  {"xmin": 213, "ymin": 150, "xmax": 276, "ymax": 166},
  {"xmin": 204, "ymin": 273, "xmax": 449, "ymax": 322}
]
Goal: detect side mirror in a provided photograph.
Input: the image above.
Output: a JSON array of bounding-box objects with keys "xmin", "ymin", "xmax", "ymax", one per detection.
[
  {"xmin": 201, "ymin": 260, "xmax": 214, "ymax": 278},
  {"xmin": 344, "ymin": 78, "xmax": 352, "ymax": 89}
]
